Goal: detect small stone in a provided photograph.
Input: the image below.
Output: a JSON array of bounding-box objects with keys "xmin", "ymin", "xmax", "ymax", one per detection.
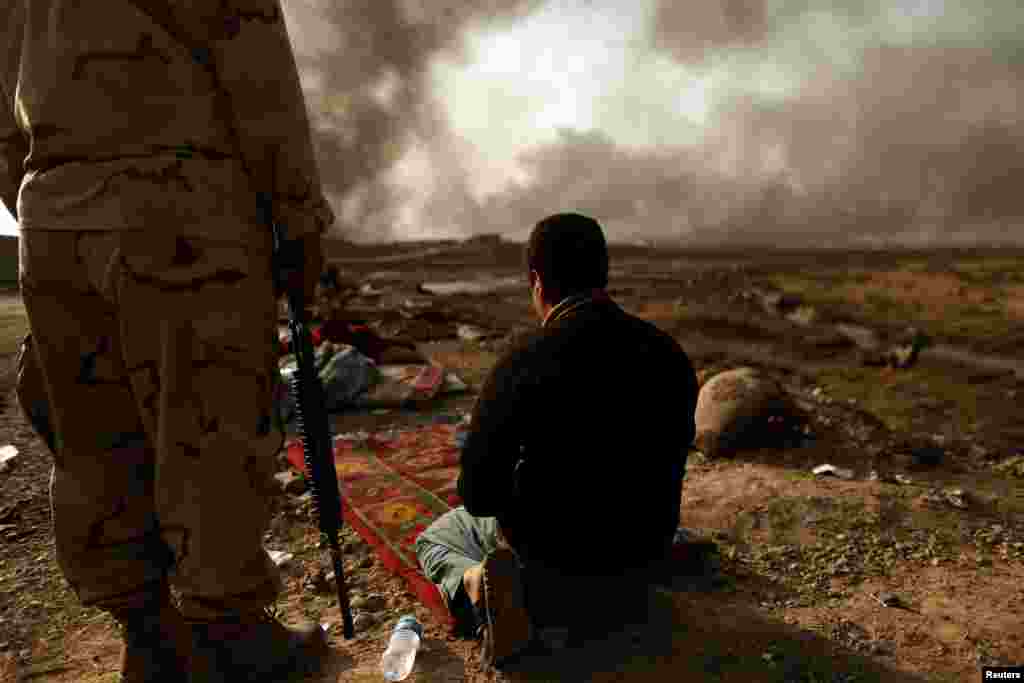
[
  {"xmin": 274, "ymin": 470, "xmax": 306, "ymax": 495},
  {"xmin": 353, "ymin": 612, "xmax": 377, "ymax": 630},
  {"xmin": 350, "ymin": 594, "xmax": 387, "ymax": 612},
  {"xmin": 876, "ymin": 592, "xmax": 902, "ymax": 608},
  {"xmin": 268, "ymin": 549, "xmax": 294, "ymax": 567}
]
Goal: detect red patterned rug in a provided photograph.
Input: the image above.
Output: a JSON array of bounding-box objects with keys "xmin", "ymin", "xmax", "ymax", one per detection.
[
  {"xmin": 286, "ymin": 423, "xmax": 463, "ymax": 626},
  {"xmin": 286, "ymin": 423, "xmax": 708, "ymax": 627}
]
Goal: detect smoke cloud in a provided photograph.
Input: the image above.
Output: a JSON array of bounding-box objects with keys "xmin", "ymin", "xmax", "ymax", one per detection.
[{"xmin": 284, "ymin": 0, "xmax": 1024, "ymax": 246}]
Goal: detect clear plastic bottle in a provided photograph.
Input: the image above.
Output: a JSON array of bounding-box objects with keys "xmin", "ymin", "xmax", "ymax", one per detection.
[{"xmin": 380, "ymin": 615, "xmax": 423, "ymax": 682}]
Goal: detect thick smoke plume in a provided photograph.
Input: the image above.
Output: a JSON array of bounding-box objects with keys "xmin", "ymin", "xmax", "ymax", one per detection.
[
  {"xmin": 284, "ymin": 0, "xmax": 542, "ymax": 241},
  {"xmin": 287, "ymin": 0, "xmax": 1024, "ymax": 246}
]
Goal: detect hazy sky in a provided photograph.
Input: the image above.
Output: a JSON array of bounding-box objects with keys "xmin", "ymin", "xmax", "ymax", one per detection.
[{"xmin": 3, "ymin": 0, "xmax": 1022, "ymax": 244}]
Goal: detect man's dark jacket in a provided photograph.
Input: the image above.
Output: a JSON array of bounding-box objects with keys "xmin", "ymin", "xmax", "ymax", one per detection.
[{"xmin": 457, "ymin": 295, "xmax": 699, "ymax": 577}]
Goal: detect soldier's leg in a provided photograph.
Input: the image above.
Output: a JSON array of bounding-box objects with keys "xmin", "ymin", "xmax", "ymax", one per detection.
[
  {"xmin": 18, "ymin": 230, "xmax": 174, "ymax": 611},
  {"xmin": 111, "ymin": 231, "xmax": 285, "ymax": 620}
]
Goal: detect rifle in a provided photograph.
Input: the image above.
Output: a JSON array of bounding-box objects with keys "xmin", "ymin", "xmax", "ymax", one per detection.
[
  {"xmin": 120, "ymin": 0, "xmax": 357, "ymax": 639},
  {"xmin": 268, "ymin": 200, "xmax": 356, "ymax": 639}
]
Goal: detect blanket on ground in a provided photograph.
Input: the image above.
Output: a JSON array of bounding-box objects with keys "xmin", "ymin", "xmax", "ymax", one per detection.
[
  {"xmin": 286, "ymin": 422, "xmax": 463, "ymax": 624},
  {"xmin": 286, "ymin": 424, "xmax": 710, "ymax": 626}
]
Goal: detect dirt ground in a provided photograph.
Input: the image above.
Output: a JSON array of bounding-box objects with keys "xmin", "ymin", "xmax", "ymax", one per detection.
[{"xmin": 1, "ymin": 241, "xmax": 1023, "ymax": 682}]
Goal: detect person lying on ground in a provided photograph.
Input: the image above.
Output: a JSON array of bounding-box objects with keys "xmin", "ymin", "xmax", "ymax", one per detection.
[{"xmin": 415, "ymin": 212, "xmax": 700, "ymax": 666}]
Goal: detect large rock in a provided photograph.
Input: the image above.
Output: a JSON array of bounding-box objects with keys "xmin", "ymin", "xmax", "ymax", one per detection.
[{"xmin": 694, "ymin": 367, "xmax": 795, "ymax": 457}]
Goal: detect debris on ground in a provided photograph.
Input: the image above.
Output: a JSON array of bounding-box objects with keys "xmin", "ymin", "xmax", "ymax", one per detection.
[
  {"xmin": 456, "ymin": 324, "xmax": 494, "ymax": 342},
  {"xmin": 0, "ymin": 445, "xmax": 17, "ymax": 474},
  {"xmin": 268, "ymin": 550, "xmax": 294, "ymax": 568},
  {"xmin": 274, "ymin": 470, "xmax": 306, "ymax": 495},
  {"xmin": 922, "ymin": 487, "xmax": 970, "ymax": 510},
  {"xmin": 812, "ymin": 464, "xmax": 856, "ymax": 480},
  {"xmin": 993, "ymin": 455, "xmax": 1024, "ymax": 477},
  {"xmin": 417, "ymin": 277, "xmax": 523, "ymax": 297},
  {"xmin": 870, "ymin": 592, "xmax": 903, "ymax": 608}
]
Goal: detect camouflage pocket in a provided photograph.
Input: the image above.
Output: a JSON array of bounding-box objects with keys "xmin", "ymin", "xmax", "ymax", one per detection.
[{"xmin": 15, "ymin": 333, "xmax": 58, "ymax": 458}]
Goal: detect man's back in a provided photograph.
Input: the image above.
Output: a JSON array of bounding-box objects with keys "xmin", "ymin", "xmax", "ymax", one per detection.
[{"xmin": 459, "ymin": 297, "xmax": 698, "ymax": 577}]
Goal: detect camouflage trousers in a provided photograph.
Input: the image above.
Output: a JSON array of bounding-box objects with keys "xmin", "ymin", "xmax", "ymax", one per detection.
[{"xmin": 17, "ymin": 229, "xmax": 286, "ymax": 619}]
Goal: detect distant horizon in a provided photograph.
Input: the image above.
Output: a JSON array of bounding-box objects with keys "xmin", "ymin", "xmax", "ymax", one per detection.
[{"xmin": 3, "ymin": 205, "xmax": 1022, "ymax": 250}]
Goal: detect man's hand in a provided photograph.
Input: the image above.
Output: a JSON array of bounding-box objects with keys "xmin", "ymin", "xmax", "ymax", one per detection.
[{"xmin": 274, "ymin": 232, "xmax": 323, "ymax": 309}]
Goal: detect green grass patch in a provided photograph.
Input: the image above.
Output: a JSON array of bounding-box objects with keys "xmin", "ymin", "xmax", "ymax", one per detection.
[
  {"xmin": 0, "ymin": 295, "xmax": 28, "ymax": 356},
  {"xmin": 766, "ymin": 263, "xmax": 1018, "ymax": 341},
  {"xmin": 815, "ymin": 365, "xmax": 982, "ymax": 435},
  {"xmin": 952, "ymin": 258, "xmax": 1024, "ymax": 286}
]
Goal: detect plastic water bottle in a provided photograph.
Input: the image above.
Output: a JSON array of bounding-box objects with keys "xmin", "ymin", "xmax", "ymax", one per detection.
[{"xmin": 380, "ymin": 615, "xmax": 422, "ymax": 682}]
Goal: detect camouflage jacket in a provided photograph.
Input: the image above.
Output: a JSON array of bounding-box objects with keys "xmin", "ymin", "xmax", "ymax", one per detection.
[{"xmin": 0, "ymin": 1, "xmax": 334, "ymax": 240}]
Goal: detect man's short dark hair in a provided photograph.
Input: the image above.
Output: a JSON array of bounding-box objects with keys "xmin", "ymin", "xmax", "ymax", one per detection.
[{"xmin": 526, "ymin": 213, "xmax": 609, "ymax": 304}]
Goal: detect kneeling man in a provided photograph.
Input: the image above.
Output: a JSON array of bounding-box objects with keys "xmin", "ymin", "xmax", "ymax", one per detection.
[{"xmin": 415, "ymin": 213, "xmax": 699, "ymax": 661}]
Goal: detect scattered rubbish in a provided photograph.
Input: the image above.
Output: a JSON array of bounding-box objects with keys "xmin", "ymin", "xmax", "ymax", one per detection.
[
  {"xmin": 456, "ymin": 323, "xmax": 491, "ymax": 342},
  {"xmin": 351, "ymin": 594, "xmax": 387, "ymax": 612},
  {"xmin": 0, "ymin": 445, "xmax": 18, "ymax": 473},
  {"xmin": 319, "ymin": 347, "xmax": 379, "ymax": 411},
  {"xmin": 354, "ymin": 364, "xmax": 446, "ymax": 409},
  {"xmin": 784, "ymin": 304, "xmax": 818, "ymax": 326},
  {"xmin": 744, "ymin": 287, "xmax": 802, "ymax": 315},
  {"xmin": 417, "ymin": 276, "xmax": 523, "ymax": 297},
  {"xmin": 358, "ymin": 283, "xmax": 385, "ymax": 297},
  {"xmin": 869, "ymin": 592, "xmax": 914, "ymax": 611},
  {"xmin": 441, "ymin": 372, "xmax": 468, "ymax": 395},
  {"xmin": 812, "ymin": 464, "xmax": 855, "ymax": 480},
  {"xmin": 354, "ymin": 612, "xmax": 378, "ymax": 631},
  {"xmin": 944, "ymin": 488, "xmax": 969, "ymax": 509},
  {"xmin": 923, "ymin": 487, "xmax": 969, "ymax": 510},
  {"xmin": 274, "ymin": 470, "xmax": 306, "ymax": 495},
  {"xmin": 994, "ymin": 455, "xmax": 1024, "ymax": 478},
  {"xmin": 304, "ymin": 567, "xmax": 334, "ymax": 594},
  {"xmin": 381, "ymin": 615, "xmax": 422, "ymax": 681},
  {"xmin": 892, "ymin": 474, "xmax": 914, "ymax": 485},
  {"xmin": 835, "ymin": 323, "xmax": 881, "ymax": 351},
  {"xmin": 268, "ymin": 550, "xmax": 294, "ymax": 567},
  {"xmin": 318, "ymin": 320, "xmax": 415, "ymax": 363}
]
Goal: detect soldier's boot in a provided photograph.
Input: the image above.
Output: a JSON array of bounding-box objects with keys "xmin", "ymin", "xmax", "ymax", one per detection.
[
  {"xmin": 186, "ymin": 607, "xmax": 328, "ymax": 682},
  {"xmin": 108, "ymin": 586, "xmax": 191, "ymax": 683}
]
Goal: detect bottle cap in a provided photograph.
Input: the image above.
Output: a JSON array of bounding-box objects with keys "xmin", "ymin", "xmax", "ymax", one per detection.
[{"xmin": 394, "ymin": 615, "xmax": 423, "ymax": 638}]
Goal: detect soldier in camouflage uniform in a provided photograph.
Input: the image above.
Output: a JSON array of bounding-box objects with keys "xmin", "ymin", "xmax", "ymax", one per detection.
[{"xmin": 1, "ymin": 2, "xmax": 336, "ymax": 680}]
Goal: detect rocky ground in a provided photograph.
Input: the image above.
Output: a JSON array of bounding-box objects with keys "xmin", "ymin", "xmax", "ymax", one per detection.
[{"xmin": 1, "ymin": 241, "xmax": 1023, "ymax": 682}]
